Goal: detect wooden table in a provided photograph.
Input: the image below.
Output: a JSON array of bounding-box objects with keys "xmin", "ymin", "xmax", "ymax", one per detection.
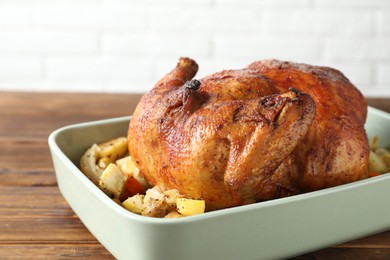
[{"xmin": 0, "ymin": 91, "xmax": 389, "ymax": 259}]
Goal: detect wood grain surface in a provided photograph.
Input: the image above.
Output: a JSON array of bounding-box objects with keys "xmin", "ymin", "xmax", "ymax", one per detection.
[{"xmin": 0, "ymin": 91, "xmax": 389, "ymax": 259}]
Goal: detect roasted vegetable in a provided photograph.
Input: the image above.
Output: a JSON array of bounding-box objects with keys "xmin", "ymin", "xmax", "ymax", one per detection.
[
  {"xmin": 176, "ymin": 198, "xmax": 205, "ymax": 216},
  {"xmin": 80, "ymin": 137, "xmax": 128, "ymax": 185},
  {"xmin": 98, "ymin": 137, "xmax": 128, "ymax": 163},
  {"xmin": 80, "ymin": 144, "xmax": 104, "ymax": 185},
  {"xmin": 99, "ymin": 163, "xmax": 127, "ymax": 199},
  {"xmin": 369, "ymin": 136, "xmax": 390, "ymax": 174},
  {"xmin": 122, "ymin": 194, "xmax": 144, "ymax": 214},
  {"xmin": 142, "ymin": 187, "xmax": 170, "ymax": 217}
]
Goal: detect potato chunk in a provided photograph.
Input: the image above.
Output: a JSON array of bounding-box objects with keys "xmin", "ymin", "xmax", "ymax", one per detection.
[
  {"xmin": 176, "ymin": 198, "xmax": 205, "ymax": 216},
  {"xmin": 369, "ymin": 151, "xmax": 388, "ymax": 173},
  {"xmin": 122, "ymin": 194, "xmax": 144, "ymax": 214},
  {"xmin": 142, "ymin": 187, "xmax": 169, "ymax": 217},
  {"xmin": 99, "ymin": 163, "xmax": 127, "ymax": 199},
  {"xmin": 164, "ymin": 189, "xmax": 182, "ymax": 208},
  {"xmin": 98, "ymin": 137, "xmax": 128, "ymax": 164},
  {"xmin": 116, "ymin": 156, "xmax": 137, "ymax": 177}
]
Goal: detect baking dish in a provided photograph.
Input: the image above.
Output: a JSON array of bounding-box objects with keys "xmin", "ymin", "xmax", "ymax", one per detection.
[{"xmin": 48, "ymin": 107, "xmax": 390, "ymax": 260}]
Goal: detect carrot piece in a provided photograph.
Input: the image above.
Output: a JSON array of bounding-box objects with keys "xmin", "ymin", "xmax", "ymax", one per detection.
[
  {"xmin": 368, "ymin": 172, "xmax": 380, "ymax": 178},
  {"xmin": 126, "ymin": 177, "xmax": 147, "ymax": 196}
]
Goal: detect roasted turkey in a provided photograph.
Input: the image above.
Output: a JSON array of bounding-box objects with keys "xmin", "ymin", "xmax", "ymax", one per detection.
[{"xmin": 128, "ymin": 57, "xmax": 369, "ymax": 210}]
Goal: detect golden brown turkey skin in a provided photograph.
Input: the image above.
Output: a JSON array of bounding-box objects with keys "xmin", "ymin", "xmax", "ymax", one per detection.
[{"xmin": 128, "ymin": 58, "xmax": 369, "ymax": 210}]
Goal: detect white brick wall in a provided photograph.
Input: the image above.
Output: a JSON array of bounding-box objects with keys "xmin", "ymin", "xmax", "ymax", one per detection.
[{"xmin": 0, "ymin": 0, "xmax": 389, "ymax": 97}]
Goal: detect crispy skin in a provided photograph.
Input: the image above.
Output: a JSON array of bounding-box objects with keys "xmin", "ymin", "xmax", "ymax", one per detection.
[{"xmin": 128, "ymin": 58, "xmax": 369, "ymax": 210}]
